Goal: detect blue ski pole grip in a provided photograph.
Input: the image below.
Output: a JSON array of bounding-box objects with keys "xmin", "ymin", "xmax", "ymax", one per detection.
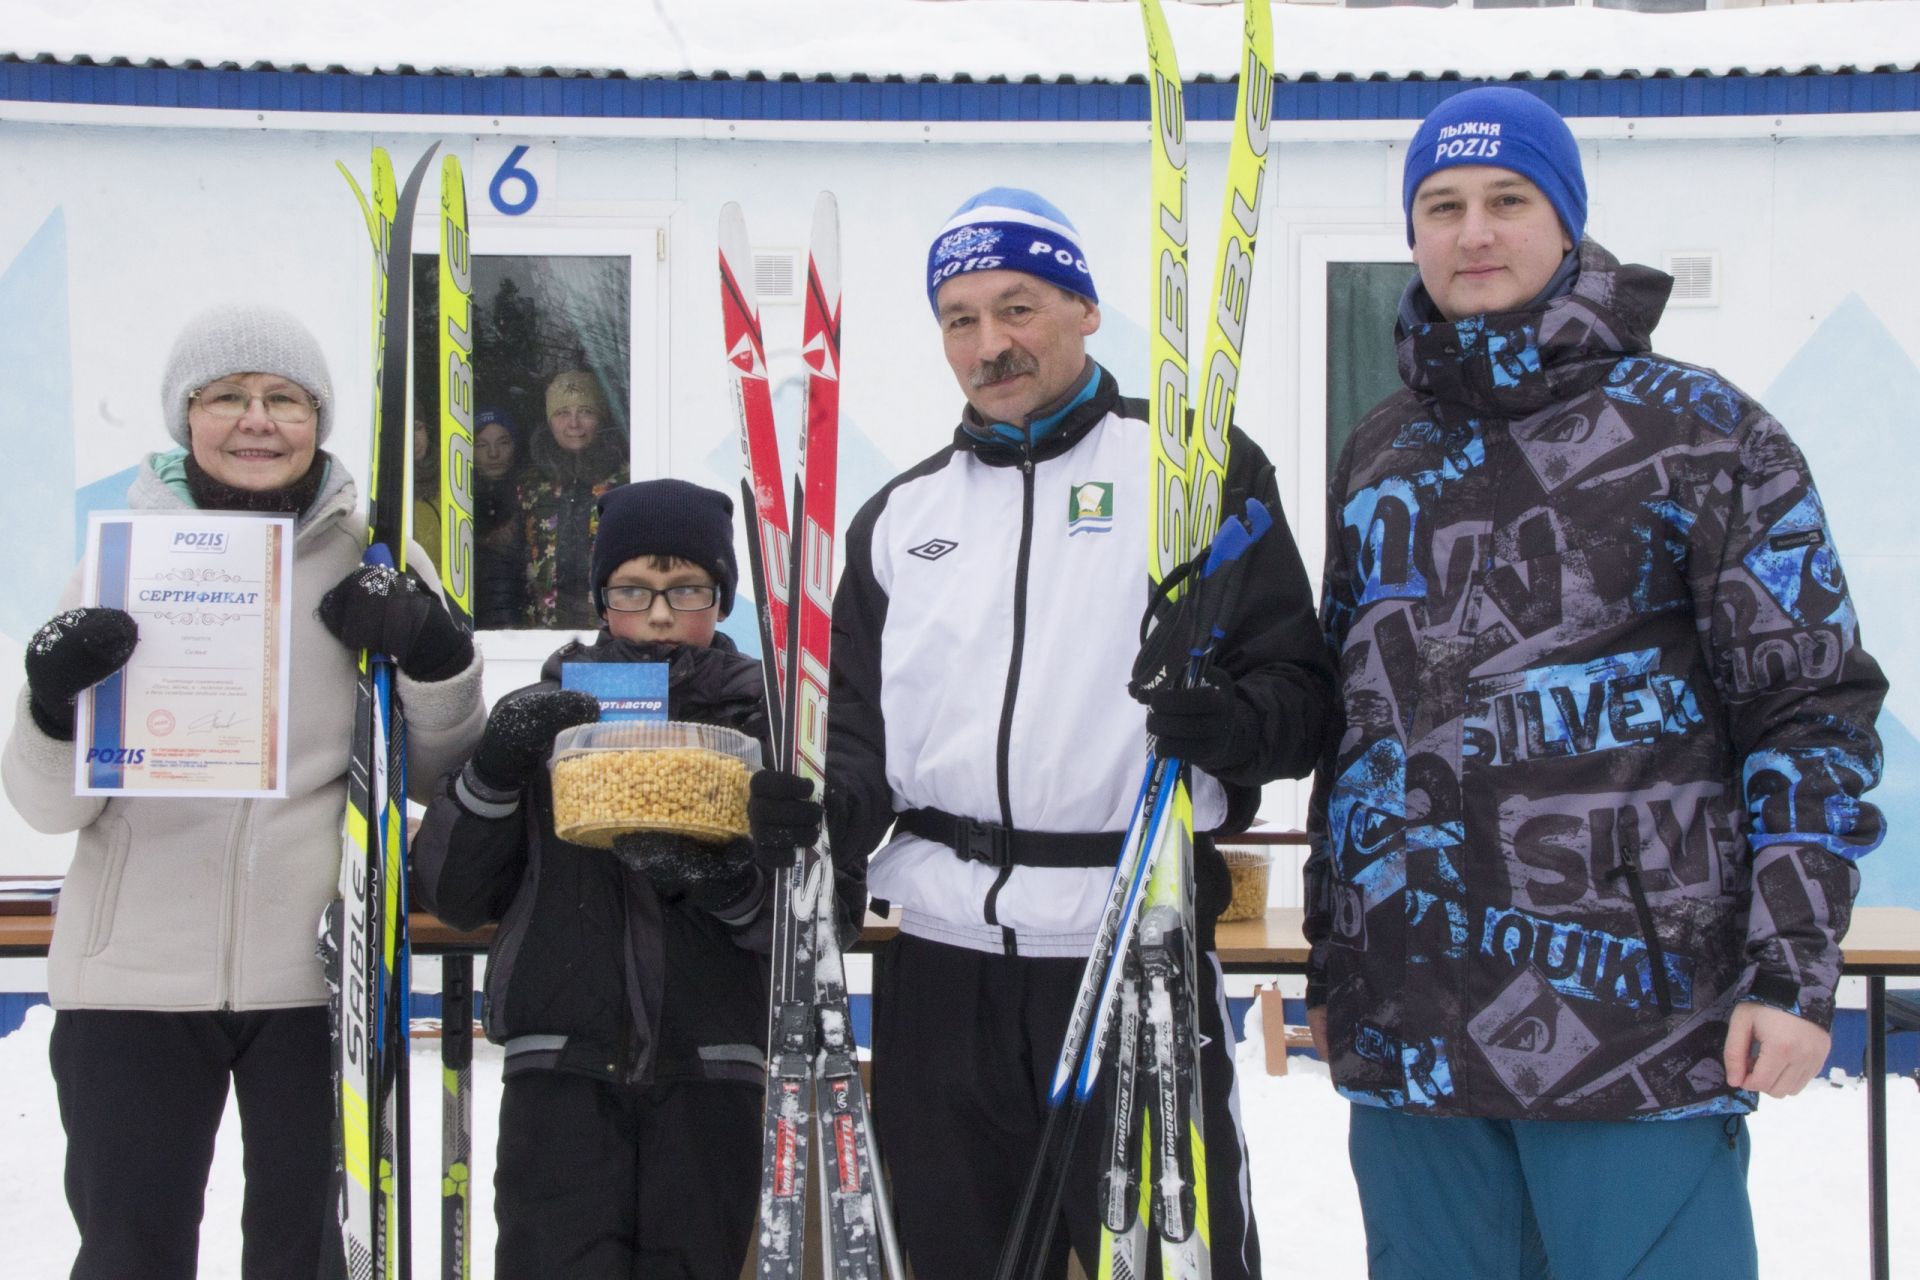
[
  {"xmin": 1197, "ymin": 497, "xmax": 1273, "ymax": 578},
  {"xmin": 1200, "ymin": 513, "xmax": 1254, "ymax": 579},
  {"xmin": 360, "ymin": 543, "xmax": 398, "ymax": 664},
  {"xmin": 1191, "ymin": 499, "xmax": 1275, "ymax": 660},
  {"xmin": 1241, "ymin": 495, "xmax": 1274, "ymax": 542}
]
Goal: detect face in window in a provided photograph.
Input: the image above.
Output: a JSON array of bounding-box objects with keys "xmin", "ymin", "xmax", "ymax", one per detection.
[
  {"xmin": 545, "ymin": 371, "xmax": 607, "ymax": 453},
  {"xmin": 601, "ymin": 557, "xmax": 720, "ymax": 648},
  {"xmin": 476, "ymin": 420, "xmax": 517, "ymax": 480},
  {"xmin": 1410, "ymin": 167, "xmax": 1573, "ymax": 321},
  {"xmin": 188, "ymin": 372, "xmax": 320, "ymax": 492},
  {"xmin": 937, "ymin": 271, "xmax": 1100, "ymax": 427},
  {"xmin": 548, "ymin": 404, "xmax": 600, "ymax": 452},
  {"xmin": 413, "ymin": 418, "xmax": 431, "ymax": 464}
]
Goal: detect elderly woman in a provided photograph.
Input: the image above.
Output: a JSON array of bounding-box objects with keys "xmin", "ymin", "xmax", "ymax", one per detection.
[
  {"xmin": 2, "ymin": 303, "xmax": 486, "ymax": 1280},
  {"xmin": 513, "ymin": 368, "xmax": 629, "ymax": 629}
]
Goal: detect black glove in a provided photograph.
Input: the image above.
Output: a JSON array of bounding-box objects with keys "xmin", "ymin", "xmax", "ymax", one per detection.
[
  {"xmin": 471, "ymin": 689, "xmax": 600, "ymax": 791},
  {"xmin": 24, "ymin": 608, "xmax": 139, "ymax": 741},
  {"xmin": 747, "ymin": 770, "xmax": 823, "ymax": 870},
  {"xmin": 613, "ymin": 831, "xmax": 761, "ymax": 915},
  {"xmin": 1145, "ymin": 670, "xmax": 1257, "ymax": 775},
  {"xmin": 318, "ymin": 563, "xmax": 473, "ymax": 682}
]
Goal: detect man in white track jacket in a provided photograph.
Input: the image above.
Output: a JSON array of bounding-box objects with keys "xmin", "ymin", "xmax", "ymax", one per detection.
[{"xmin": 823, "ymin": 187, "xmax": 1336, "ymax": 1280}]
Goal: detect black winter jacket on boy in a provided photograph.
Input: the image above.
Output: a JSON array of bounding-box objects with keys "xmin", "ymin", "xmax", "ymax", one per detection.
[
  {"xmin": 1305, "ymin": 240, "xmax": 1888, "ymax": 1121},
  {"xmin": 413, "ymin": 633, "xmax": 772, "ymax": 1087}
]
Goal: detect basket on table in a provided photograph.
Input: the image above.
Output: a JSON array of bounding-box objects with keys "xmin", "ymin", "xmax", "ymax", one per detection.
[
  {"xmin": 548, "ymin": 721, "xmax": 761, "ymax": 849},
  {"xmin": 1218, "ymin": 847, "xmax": 1273, "ymax": 923}
]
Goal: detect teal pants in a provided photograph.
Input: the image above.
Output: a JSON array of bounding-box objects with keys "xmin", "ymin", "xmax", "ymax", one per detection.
[{"xmin": 1347, "ymin": 1104, "xmax": 1758, "ymax": 1280}]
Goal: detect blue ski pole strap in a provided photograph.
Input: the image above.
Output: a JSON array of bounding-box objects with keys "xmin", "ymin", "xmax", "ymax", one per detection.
[{"xmin": 1127, "ymin": 496, "xmax": 1274, "ymax": 703}]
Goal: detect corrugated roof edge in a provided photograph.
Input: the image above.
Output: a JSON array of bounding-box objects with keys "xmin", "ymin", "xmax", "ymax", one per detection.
[
  {"xmin": 3, "ymin": 59, "xmax": 1917, "ymax": 122},
  {"xmin": 6, "ymin": 52, "xmax": 1917, "ymax": 81}
]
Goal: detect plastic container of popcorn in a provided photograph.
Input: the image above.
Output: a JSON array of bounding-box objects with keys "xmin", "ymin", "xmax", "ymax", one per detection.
[
  {"xmin": 549, "ymin": 721, "xmax": 761, "ymax": 848},
  {"xmin": 1218, "ymin": 847, "xmax": 1273, "ymax": 923}
]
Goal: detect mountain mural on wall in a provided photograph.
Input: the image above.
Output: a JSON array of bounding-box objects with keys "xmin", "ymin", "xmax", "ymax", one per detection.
[
  {"xmin": 0, "ymin": 210, "xmax": 75, "ymax": 645},
  {"xmin": 1760, "ymin": 294, "xmax": 1919, "ymax": 910}
]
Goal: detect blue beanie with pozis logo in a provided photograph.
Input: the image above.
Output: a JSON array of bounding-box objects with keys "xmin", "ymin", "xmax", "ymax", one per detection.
[
  {"xmin": 1401, "ymin": 87, "xmax": 1587, "ymax": 249},
  {"xmin": 926, "ymin": 187, "xmax": 1097, "ymax": 314}
]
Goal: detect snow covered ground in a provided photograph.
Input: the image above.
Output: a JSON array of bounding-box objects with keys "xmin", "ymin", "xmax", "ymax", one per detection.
[{"xmin": 1, "ymin": 1001, "xmax": 1915, "ymax": 1277}]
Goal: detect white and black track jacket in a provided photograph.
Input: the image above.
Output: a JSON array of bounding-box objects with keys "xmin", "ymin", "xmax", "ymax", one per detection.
[{"xmin": 827, "ymin": 365, "xmax": 1334, "ymax": 958}]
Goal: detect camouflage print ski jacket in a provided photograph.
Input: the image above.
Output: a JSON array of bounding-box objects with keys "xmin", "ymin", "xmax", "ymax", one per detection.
[{"xmin": 1304, "ymin": 240, "xmax": 1888, "ymax": 1121}]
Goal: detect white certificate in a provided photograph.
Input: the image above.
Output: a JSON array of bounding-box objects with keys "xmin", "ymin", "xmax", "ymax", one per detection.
[{"xmin": 74, "ymin": 511, "xmax": 294, "ymax": 798}]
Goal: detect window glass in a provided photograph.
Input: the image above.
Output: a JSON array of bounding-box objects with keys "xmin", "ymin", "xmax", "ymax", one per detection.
[
  {"xmin": 413, "ymin": 254, "xmax": 634, "ymax": 630},
  {"xmin": 1326, "ymin": 261, "xmax": 1418, "ymax": 471}
]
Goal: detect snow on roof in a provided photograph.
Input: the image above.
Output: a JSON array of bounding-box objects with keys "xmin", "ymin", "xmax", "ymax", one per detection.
[{"xmin": 7, "ymin": 0, "xmax": 1919, "ymax": 84}]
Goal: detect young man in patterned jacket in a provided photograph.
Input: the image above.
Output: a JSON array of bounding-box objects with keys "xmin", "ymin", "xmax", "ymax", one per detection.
[{"xmin": 1305, "ymin": 88, "xmax": 1888, "ymax": 1278}]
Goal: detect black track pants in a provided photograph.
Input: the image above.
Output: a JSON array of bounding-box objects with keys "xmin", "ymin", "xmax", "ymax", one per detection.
[
  {"xmin": 872, "ymin": 934, "xmax": 1263, "ymax": 1280},
  {"xmin": 493, "ymin": 1071, "xmax": 761, "ymax": 1280},
  {"xmin": 50, "ymin": 1006, "xmax": 334, "ymax": 1280}
]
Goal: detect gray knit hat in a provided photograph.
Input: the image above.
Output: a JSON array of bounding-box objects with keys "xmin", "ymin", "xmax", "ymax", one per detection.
[{"xmin": 162, "ymin": 303, "xmax": 334, "ymax": 447}]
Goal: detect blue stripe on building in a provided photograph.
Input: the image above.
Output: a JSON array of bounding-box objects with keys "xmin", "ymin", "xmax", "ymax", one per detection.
[{"xmin": 2, "ymin": 62, "xmax": 1916, "ymax": 122}]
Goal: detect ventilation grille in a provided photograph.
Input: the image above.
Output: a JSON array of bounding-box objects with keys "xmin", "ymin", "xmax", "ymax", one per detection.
[
  {"xmin": 1663, "ymin": 251, "xmax": 1719, "ymax": 307},
  {"xmin": 754, "ymin": 250, "xmax": 801, "ymax": 304}
]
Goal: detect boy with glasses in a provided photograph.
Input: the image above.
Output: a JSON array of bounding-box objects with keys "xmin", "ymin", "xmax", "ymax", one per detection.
[{"xmin": 412, "ymin": 477, "xmax": 801, "ymax": 1280}]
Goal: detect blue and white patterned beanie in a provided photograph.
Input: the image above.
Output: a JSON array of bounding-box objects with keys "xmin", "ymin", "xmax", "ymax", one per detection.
[{"xmin": 926, "ymin": 188, "xmax": 1098, "ymax": 314}]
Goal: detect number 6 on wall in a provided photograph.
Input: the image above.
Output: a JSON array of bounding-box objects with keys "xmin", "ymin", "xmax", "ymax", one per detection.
[{"xmin": 483, "ymin": 143, "xmax": 551, "ymax": 217}]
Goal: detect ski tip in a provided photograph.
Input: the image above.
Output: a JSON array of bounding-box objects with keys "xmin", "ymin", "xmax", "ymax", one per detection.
[
  {"xmin": 718, "ymin": 203, "xmax": 753, "ymax": 271},
  {"xmin": 402, "ymin": 141, "xmax": 441, "ymax": 187}
]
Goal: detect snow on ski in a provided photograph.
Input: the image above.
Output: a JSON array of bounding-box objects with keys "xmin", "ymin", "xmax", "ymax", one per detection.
[{"xmin": 328, "ymin": 139, "xmax": 439, "ymax": 1280}]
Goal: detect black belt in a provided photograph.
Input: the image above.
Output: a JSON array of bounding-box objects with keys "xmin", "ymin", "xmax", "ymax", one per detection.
[{"xmin": 897, "ymin": 808, "xmax": 1125, "ymax": 869}]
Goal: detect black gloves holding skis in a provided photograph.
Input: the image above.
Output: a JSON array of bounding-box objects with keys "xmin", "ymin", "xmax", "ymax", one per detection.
[
  {"xmin": 747, "ymin": 770, "xmax": 824, "ymax": 870},
  {"xmin": 1144, "ymin": 669, "xmax": 1259, "ymax": 776},
  {"xmin": 613, "ymin": 831, "xmax": 762, "ymax": 917},
  {"xmin": 24, "ymin": 607, "xmax": 140, "ymax": 741},
  {"xmin": 471, "ymin": 689, "xmax": 600, "ymax": 792},
  {"xmin": 318, "ymin": 563, "xmax": 473, "ymax": 682}
]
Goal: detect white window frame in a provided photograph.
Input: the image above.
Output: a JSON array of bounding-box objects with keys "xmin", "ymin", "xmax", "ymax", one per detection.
[
  {"xmin": 408, "ymin": 205, "xmax": 674, "ymax": 670},
  {"xmin": 1255, "ymin": 229, "xmax": 1410, "ymax": 834},
  {"xmin": 1293, "ymin": 230, "xmax": 1414, "ymax": 601}
]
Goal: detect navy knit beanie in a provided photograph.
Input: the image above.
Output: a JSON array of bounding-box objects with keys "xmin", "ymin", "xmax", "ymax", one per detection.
[
  {"xmin": 591, "ymin": 480, "xmax": 739, "ymax": 619},
  {"xmin": 1402, "ymin": 87, "xmax": 1587, "ymax": 248},
  {"xmin": 927, "ymin": 187, "xmax": 1097, "ymax": 314}
]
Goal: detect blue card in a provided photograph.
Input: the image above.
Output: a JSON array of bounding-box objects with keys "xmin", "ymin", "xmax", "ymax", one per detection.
[{"xmin": 561, "ymin": 663, "xmax": 669, "ymax": 722}]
